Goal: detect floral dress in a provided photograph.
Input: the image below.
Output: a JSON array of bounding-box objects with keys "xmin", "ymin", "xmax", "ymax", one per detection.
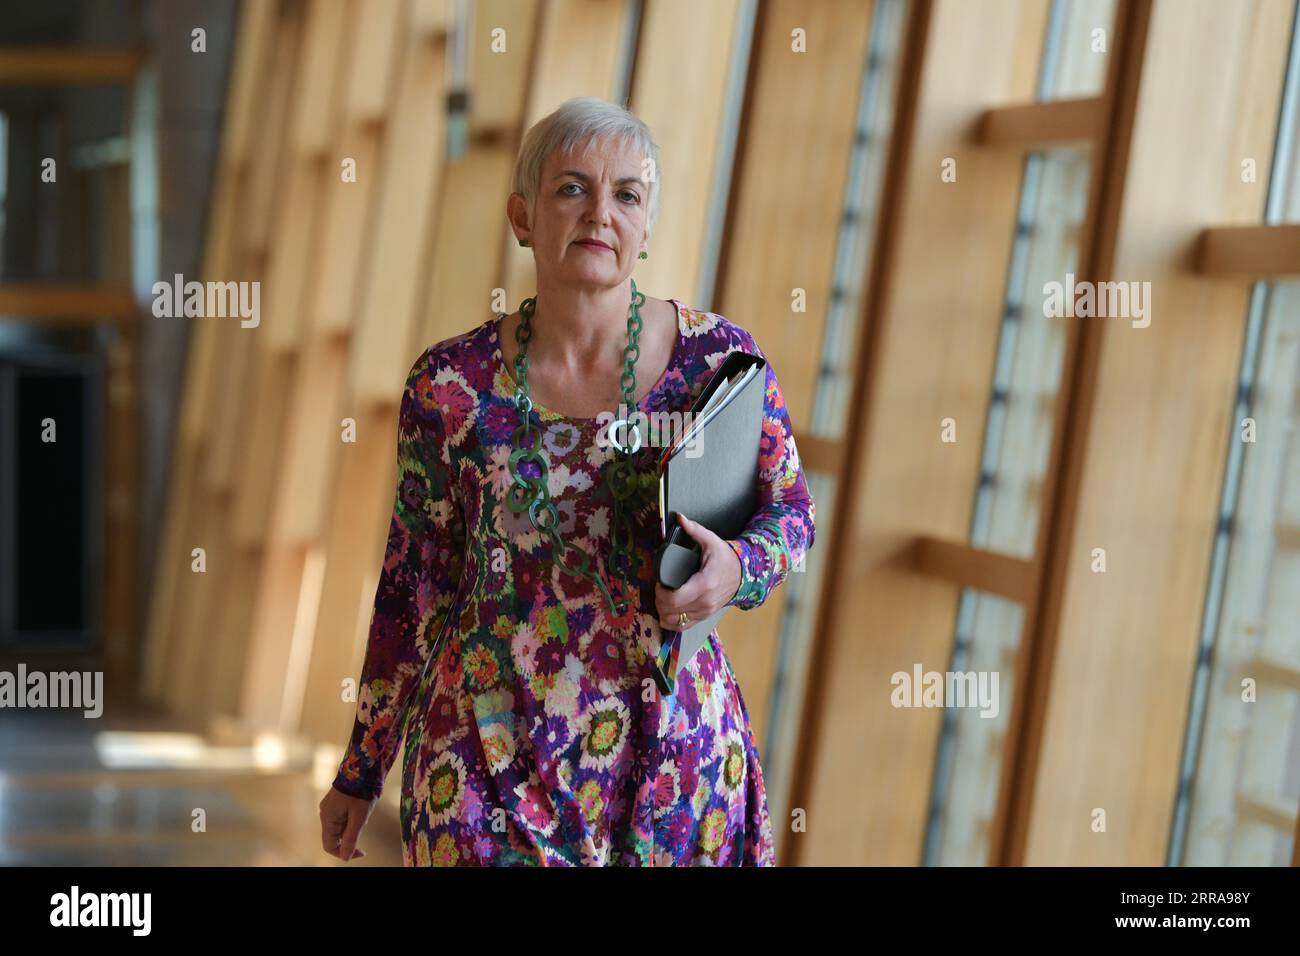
[{"xmin": 332, "ymin": 297, "xmax": 816, "ymax": 866}]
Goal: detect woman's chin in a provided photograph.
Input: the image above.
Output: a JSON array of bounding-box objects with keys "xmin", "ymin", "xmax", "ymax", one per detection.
[{"xmin": 557, "ymin": 264, "xmax": 623, "ymax": 288}]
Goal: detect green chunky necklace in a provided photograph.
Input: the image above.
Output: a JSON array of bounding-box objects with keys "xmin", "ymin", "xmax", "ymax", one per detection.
[{"xmin": 504, "ymin": 278, "xmax": 648, "ymax": 616}]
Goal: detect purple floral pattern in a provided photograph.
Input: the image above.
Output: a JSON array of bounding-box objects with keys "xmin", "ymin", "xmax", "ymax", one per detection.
[{"xmin": 333, "ymin": 298, "xmax": 815, "ymax": 866}]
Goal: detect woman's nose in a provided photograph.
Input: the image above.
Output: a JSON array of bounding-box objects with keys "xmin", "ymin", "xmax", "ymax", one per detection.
[{"xmin": 585, "ymin": 191, "xmax": 613, "ymax": 223}]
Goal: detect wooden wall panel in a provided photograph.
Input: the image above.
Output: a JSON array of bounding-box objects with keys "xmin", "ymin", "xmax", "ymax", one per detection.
[
  {"xmin": 240, "ymin": 13, "xmax": 303, "ymax": 269},
  {"xmin": 719, "ymin": 0, "xmax": 872, "ymax": 434},
  {"xmin": 468, "ymin": 0, "xmax": 540, "ymax": 136},
  {"xmin": 419, "ymin": 145, "xmax": 516, "ymax": 346},
  {"xmin": 234, "ymin": 0, "xmax": 381, "ymax": 729},
  {"xmin": 291, "ymin": 0, "xmax": 350, "ymax": 155},
  {"xmin": 266, "ymin": 0, "xmax": 355, "ymax": 355},
  {"xmin": 297, "ymin": 405, "xmax": 400, "ymax": 749},
  {"xmin": 711, "ymin": 0, "xmax": 876, "ymax": 762},
  {"xmin": 263, "ymin": 160, "xmax": 325, "ymax": 351},
  {"xmin": 1023, "ymin": 0, "xmax": 1294, "ymax": 865},
  {"xmin": 206, "ymin": 10, "xmax": 301, "ymax": 495},
  {"xmin": 274, "ymin": 340, "xmax": 350, "ymax": 542},
  {"xmin": 793, "ymin": 0, "xmax": 1050, "ymax": 865},
  {"xmin": 411, "ymin": 0, "xmax": 453, "ymax": 37},
  {"xmin": 315, "ymin": 0, "xmax": 405, "ymax": 336},
  {"xmin": 349, "ymin": 29, "xmax": 449, "ymax": 405},
  {"xmin": 628, "ymin": 0, "xmax": 743, "ymax": 306},
  {"xmin": 345, "ymin": 0, "xmax": 407, "ymax": 123}
]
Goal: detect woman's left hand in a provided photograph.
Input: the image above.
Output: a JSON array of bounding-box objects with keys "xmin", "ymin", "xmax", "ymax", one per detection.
[{"xmin": 654, "ymin": 512, "xmax": 743, "ymax": 631}]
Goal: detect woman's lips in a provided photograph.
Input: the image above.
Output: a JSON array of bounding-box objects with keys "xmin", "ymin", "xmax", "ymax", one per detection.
[{"xmin": 574, "ymin": 241, "xmax": 613, "ymax": 252}]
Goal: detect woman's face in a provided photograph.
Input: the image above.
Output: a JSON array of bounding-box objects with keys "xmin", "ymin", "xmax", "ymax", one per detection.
[{"xmin": 512, "ymin": 136, "xmax": 651, "ymax": 290}]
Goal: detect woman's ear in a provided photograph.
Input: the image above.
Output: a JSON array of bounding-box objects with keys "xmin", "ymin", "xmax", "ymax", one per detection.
[{"xmin": 506, "ymin": 192, "xmax": 531, "ymax": 243}]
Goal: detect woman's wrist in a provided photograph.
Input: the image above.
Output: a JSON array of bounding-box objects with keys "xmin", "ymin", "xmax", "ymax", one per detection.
[{"xmin": 724, "ymin": 539, "xmax": 749, "ymax": 608}]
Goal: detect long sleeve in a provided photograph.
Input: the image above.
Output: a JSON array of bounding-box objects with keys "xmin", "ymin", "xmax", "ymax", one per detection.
[
  {"xmin": 723, "ymin": 334, "xmax": 816, "ymax": 611},
  {"xmin": 332, "ymin": 350, "xmax": 465, "ymax": 801}
]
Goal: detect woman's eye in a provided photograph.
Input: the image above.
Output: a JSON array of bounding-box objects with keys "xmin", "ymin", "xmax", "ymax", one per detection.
[{"xmin": 559, "ymin": 183, "xmax": 639, "ymax": 203}]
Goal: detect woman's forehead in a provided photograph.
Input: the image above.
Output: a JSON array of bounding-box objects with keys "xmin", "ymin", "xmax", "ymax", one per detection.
[{"xmin": 546, "ymin": 137, "xmax": 647, "ymax": 173}]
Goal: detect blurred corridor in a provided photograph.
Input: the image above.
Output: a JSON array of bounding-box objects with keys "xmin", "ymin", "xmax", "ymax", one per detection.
[{"xmin": 0, "ymin": 706, "xmax": 402, "ymax": 865}]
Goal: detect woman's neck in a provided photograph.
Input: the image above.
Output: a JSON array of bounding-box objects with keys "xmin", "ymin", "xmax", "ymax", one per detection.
[{"xmin": 528, "ymin": 279, "xmax": 635, "ymax": 372}]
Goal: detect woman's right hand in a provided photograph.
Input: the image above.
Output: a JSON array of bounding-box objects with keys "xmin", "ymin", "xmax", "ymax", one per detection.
[{"xmin": 320, "ymin": 785, "xmax": 378, "ymax": 862}]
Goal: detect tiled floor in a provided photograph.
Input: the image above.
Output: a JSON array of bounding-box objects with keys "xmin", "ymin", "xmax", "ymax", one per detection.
[{"xmin": 0, "ymin": 709, "xmax": 403, "ymax": 866}]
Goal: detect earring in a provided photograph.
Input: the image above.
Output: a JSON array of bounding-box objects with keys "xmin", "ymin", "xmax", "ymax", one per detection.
[
  {"xmin": 638, "ymin": 250, "xmax": 648, "ymax": 260},
  {"xmin": 518, "ymin": 238, "xmax": 529, "ymax": 247}
]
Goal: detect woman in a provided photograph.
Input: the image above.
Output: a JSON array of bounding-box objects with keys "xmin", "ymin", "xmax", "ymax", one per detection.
[{"xmin": 319, "ymin": 96, "xmax": 815, "ymax": 866}]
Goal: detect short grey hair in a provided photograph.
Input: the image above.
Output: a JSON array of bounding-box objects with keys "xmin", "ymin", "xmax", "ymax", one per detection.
[{"xmin": 511, "ymin": 96, "xmax": 663, "ymax": 238}]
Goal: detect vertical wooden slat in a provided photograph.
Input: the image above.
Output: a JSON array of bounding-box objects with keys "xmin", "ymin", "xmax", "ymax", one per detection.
[
  {"xmin": 348, "ymin": 27, "xmax": 449, "ymax": 405},
  {"xmin": 314, "ymin": 0, "xmax": 406, "ymax": 336}
]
